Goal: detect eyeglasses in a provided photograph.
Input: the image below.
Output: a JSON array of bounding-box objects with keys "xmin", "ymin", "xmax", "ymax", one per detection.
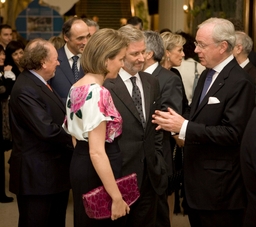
[{"xmin": 194, "ymin": 41, "xmax": 219, "ymax": 49}]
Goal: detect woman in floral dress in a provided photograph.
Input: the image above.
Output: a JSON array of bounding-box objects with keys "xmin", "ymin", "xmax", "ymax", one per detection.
[{"xmin": 63, "ymin": 28, "xmax": 129, "ymax": 227}]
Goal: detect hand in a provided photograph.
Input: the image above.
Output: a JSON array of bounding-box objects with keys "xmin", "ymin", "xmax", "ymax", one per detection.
[
  {"xmin": 152, "ymin": 107, "xmax": 185, "ymax": 133},
  {"xmin": 4, "ymin": 70, "xmax": 16, "ymax": 81},
  {"xmin": 4, "ymin": 65, "xmax": 12, "ymax": 71},
  {"xmin": 111, "ymin": 197, "xmax": 130, "ymax": 221}
]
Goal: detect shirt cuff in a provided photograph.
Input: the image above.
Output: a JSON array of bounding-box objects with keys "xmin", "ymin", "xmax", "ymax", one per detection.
[{"xmin": 179, "ymin": 120, "xmax": 188, "ymax": 140}]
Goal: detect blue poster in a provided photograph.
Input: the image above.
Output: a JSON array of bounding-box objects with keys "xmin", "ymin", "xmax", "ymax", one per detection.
[{"xmin": 15, "ymin": 0, "xmax": 63, "ymax": 41}]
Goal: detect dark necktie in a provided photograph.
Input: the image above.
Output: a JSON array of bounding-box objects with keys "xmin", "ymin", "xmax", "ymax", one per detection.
[
  {"xmin": 72, "ymin": 56, "xmax": 79, "ymax": 82},
  {"xmin": 130, "ymin": 77, "xmax": 145, "ymax": 129},
  {"xmin": 199, "ymin": 69, "xmax": 215, "ymax": 103}
]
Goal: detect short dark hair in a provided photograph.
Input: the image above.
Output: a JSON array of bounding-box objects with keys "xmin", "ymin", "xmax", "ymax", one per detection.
[
  {"xmin": 5, "ymin": 40, "xmax": 25, "ymax": 75},
  {"xmin": 0, "ymin": 24, "xmax": 12, "ymax": 33},
  {"xmin": 127, "ymin": 16, "xmax": 143, "ymax": 30}
]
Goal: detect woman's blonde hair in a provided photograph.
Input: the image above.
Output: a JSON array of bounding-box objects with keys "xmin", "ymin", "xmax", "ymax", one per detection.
[
  {"xmin": 160, "ymin": 32, "xmax": 185, "ymax": 64},
  {"xmin": 81, "ymin": 28, "xmax": 128, "ymax": 75}
]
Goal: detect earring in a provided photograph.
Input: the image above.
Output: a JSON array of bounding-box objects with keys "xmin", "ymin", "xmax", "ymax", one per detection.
[{"xmin": 167, "ymin": 57, "xmax": 170, "ymax": 61}]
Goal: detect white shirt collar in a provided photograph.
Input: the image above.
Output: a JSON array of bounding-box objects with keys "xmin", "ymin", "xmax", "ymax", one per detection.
[
  {"xmin": 119, "ymin": 67, "xmax": 141, "ymax": 82},
  {"xmin": 64, "ymin": 44, "xmax": 82, "ymax": 60},
  {"xmin": 240, "ymin": 58, "xmax": 250, "ymax": 68},
  {"xmin": 212, "ymin": 54, "xmax": 234, "ymax": 73},
  {"xmin": 144, "ymin": 62, "xmax": 158, "ymax": 74}
]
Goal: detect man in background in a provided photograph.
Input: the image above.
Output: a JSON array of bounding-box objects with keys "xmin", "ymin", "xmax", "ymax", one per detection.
[
  {"xmin": 0, "ymin": 24, "xmax": 12, "ymax": 49},
  {"xmin": 233, "ymin": 30, "xmax": 256, "ymax": 101},
  {"xmin": 127, "ymin": 16, "xmax": 143, "ymax": 30},
  {"xmin": 49, "ymin": 17, "xmax": 90, "ymax": 103},
  {"xmin": 9, "ymin": 38, "xmax": 73, "ymax": 227},
  {"xmin": 83, "ymin": 18, "xmax": 99, "ymax": 35},
  {"xmin": 143, "ymin": 30, "xmax": 185, "ymax": 226}
]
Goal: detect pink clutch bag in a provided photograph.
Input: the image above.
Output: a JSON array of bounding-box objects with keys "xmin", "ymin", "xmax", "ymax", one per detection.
[{"xmin": 82, "ymin": 173, "xmax": 140, "ymax": 219}]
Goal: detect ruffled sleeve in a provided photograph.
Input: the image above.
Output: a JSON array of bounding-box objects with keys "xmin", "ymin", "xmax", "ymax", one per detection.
[{"xmin": 63, "ymin": 84, "xmax": 122, "ymax": 142}]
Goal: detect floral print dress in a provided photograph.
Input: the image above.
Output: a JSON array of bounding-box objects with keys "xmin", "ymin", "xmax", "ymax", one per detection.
[
  {"xmin": 63, "ymin": 83, "xmax": 122, "ymax": 142},
  {"xmin": 63, "ymin": 83, "xmax": 124, "ymax": 226}
]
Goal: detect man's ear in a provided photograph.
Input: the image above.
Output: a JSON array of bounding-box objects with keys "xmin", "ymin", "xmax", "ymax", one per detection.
[
  {"xmin": 235, "ymin": 44, "xmax": 243, "ymax": 55},
  {"xmin": 146, "ymin": 51, "xmax": 154, "ymax": 60},
  {"xmin": 63, "ymin": 35, "xmax": 68, "ymax": 43}
]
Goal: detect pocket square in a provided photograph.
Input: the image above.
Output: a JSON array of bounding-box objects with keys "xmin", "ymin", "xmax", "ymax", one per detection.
[{"xmin": 208, "ymin": 97, "xmax": 220, "ymax": 104}]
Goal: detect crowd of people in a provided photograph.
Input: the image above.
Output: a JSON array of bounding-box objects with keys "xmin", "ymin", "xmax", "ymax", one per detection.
[{"xmin": 0, "ymin": 15, "xmax": 256, "ymax": 227}]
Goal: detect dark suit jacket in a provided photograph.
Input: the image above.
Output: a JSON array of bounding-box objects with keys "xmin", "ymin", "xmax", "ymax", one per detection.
[
  {"xmin": 244, "ymin": 61, "xmax": 256, "ymax": 102},
  {"xmin": 9, "ymin": 70, "xmax": 73, "ymax": 195},
  {"xmin": 104, "ymin": 72, "xmax": 168, "ymax": 196},
  {"xmin": 240, "ymin": 107, "xmax": 256, "ymax": 227},
  {"xmin": 49, "ymin": 47, "xmax": 84, "ymax": 103},
  {"xmin": 151, "ymin": 65, "xmax": 184, "ymax": 176},
  {"xmin": 248, "ymin": 50, "xmax": 256, "ymax": 67},
  {"xmin": 184, "ymin": 58, "xmax": 255, "ymax": 210}
]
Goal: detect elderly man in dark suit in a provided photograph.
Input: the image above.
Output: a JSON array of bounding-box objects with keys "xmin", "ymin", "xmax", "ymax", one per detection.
[
  {"xmin": 233, "ymin": 31, "xmax": 256, "ymax": 102},
  {"xmin": 104, "ymin": 25, "xmax": 168, "ymax": 227},
  {"xmin": 9, "ymin": 38, "xmax": 73, "ymax": 227},
  {"xmin": 49, "ymin": 17, "xmax": 90, "ymax": 103},
  {"xmin": 152, "ymin": 18, "xmax": 255, "ymax": 227}
]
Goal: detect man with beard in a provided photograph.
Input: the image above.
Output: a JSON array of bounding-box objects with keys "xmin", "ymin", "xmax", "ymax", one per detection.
[{"xmin": 104, "ymin": 25, "xmax": 168, "ymax": 227}]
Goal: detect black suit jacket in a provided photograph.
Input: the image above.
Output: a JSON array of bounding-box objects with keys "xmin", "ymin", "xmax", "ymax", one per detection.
[
  {"xmin": 9, "ymin": 70, "xmax": 73, "ymax": 195},
  {"xmin": 244, "ymin": 61, "xmax": 256, "ymax": 102},
  {"xmin": 151, "ymin": 65, "xmax": 184, "ymax": 176},
  {"xmin": 240, "ymin": 107, "xmax": 256, "ymax": 226},
  {"xmin": 184, "ymin": 58, "xmax": 255, "ymax": 210},
  {"xmin": 49, "ymin": 47, "xmax": 84, "ymax": 103},
  {"xmin": 104, "ymin": 72, "xmax": 168, "ymax": 196}
]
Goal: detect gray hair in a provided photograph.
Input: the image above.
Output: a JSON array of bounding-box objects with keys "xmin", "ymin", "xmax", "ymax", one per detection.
[
  {"xmin": 83, "ymin": 18, "xmax": 99, "ymax": 30},
  {"xmin": 198, "ymin": 17, "xmax": 236, "ymax": 52},
  {"xmin": 118, "ymin": 24, "xmax": 145, "ymax": 44},
  {"xmin": 235, "ymin": 31, "xmax": 253, "ymax": 55},
  {"xmin": 144, "ymin": 30, "xmax": 164, "ymax": 62}
]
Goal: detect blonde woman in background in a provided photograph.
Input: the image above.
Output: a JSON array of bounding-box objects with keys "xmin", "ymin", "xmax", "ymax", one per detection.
[{"xmin": 160, "ymin": 31, "xmax": 188, "ymax": 224}]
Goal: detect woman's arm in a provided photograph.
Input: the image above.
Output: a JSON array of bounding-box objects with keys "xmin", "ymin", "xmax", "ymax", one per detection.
[{"xmin": 88, "ymin": 121, "xmax": 129, "ymax": 220}]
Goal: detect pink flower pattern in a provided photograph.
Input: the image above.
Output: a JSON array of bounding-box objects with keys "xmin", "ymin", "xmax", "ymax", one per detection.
[
  {"xmin": 66, "ymin": 84, "xmax": 122, "ymax": 142},
  {"xmin": 98, "ymin": 87, "xmax": 122, "ymax": 141},
  {"xmin": 70, "ymin": 85, "xmax": 90, "ymax": 113}
]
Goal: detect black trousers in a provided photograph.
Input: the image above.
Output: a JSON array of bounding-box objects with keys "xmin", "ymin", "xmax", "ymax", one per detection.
[
  {"xmin": 17, "ymin": 190, "xmax": 70, "ymax": 227},
  {"xmin": 188, "ymin": 206, "xmax": 244, "ymax": 227},
  {"xmin": 122, "ymin": 172, "xmax": 159, "ymax": 227},
  {"xmin": 156, "ymin": 190, "xmax": 171, "ymax": 227}
]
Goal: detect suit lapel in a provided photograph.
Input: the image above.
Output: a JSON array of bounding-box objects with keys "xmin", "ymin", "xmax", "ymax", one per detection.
[
  {"xmin": 151, "ymin": 64, "xmax": 162, "ymax": 78},
  {"xmin": 27, "ymin": 71, "xmax": 66, "ymax": 112},
  {"xmin": 57, "ymin": 48, "xmax": 76, "ymax": 84},
  {"xmin": 139, "ymin": 72, "xmax": 151, "ymax": 126},
  {"xmin": 111, "ymin": 75, "xmax": 142, "ymax": 123},
  {"xmin": 190, "ymin": 59, "xmax": 236, "ymax": 119}
]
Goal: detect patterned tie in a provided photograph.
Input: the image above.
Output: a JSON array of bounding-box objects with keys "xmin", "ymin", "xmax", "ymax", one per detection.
[
  {"xmin": 199, "ymin": 69, "xmax": 215, "ymax": 104},
  {"xmin": 72, "ymin": 56, "xmax": 79, "ymax": 82},
  {"xmin": 130, "ymin": 77, "xmax": 146, "ymax": 129}
]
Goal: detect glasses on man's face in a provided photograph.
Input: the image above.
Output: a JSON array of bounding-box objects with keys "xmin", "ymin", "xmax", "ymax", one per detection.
[{"xmin": 194, "ymin": 41, "xmax": 218, "ymax": 49}]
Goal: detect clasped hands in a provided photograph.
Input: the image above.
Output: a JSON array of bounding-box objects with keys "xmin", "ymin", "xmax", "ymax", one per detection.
[{"xmin": 152, "ymin": 107, "xmax": 185, "ymax": 134}]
